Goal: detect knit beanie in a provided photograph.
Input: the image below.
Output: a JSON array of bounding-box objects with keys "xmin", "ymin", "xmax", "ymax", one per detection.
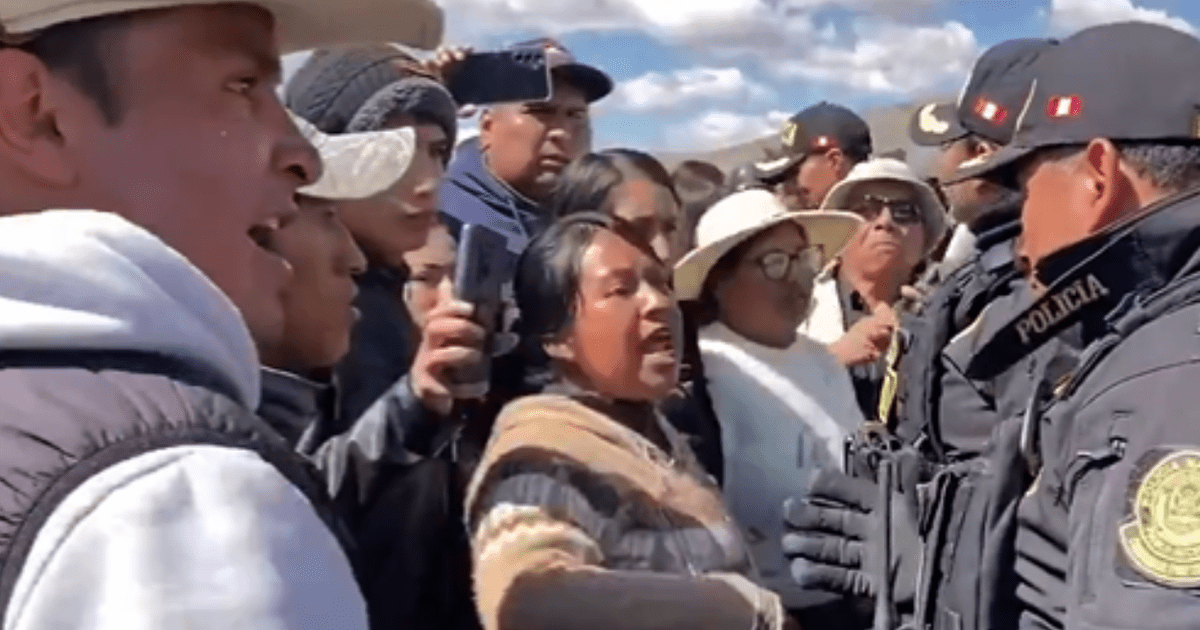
[{"xmin": 286, "ymin": 44, "xmax": 457, "ymax": 148}]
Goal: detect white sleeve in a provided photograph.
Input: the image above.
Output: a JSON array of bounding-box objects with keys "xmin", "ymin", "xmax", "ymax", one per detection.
[
  {"xmin": 4, "ymin": 445, "xmax": 367, "ymax": 630},
  {"xmin": 818, "ymin": 345, "xmax": 867, "ymax": 428}
]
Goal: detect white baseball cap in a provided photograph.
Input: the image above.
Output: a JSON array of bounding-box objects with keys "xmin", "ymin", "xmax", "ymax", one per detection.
[{"xmin": 290, "ymin": 111, "xmax": 415, "ymax": 201}]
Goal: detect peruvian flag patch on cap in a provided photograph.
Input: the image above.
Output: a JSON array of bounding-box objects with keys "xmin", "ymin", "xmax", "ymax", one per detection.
[
  {"xmin": 1047, "ymin": 95, "xmax": 1082, "ymax": 118},
  {"xmin": 974, "ymin": 97, "xmax": 1007, "ymax": 124}
]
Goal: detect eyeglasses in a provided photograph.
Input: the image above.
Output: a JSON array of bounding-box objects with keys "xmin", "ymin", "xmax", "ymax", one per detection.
[
  {"xmin": 848, "ymin": 195, "xmax": 924, "ymax": 226},
  {"xmin": 751, "ymin": 249, "xmax": 823, "ymax": 282}
]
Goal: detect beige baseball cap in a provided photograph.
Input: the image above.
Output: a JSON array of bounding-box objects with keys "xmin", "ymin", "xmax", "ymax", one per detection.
[
  {"xmin": 1, "ymin": 0, "xmax": 444, "ymax": 52},
  {"xmin": 290, "ymin": 111, "xmax": 415, "ymax": 201}
]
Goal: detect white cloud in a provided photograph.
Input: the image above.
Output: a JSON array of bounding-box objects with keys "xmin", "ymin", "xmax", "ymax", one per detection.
[
  {"xmin": 774, "ymin": 20, "xmax": 978, "ymax": 94},
  {"xmin": 456, "ymin": 114, "xmax": 481, "ymax": 146},
  {"xmin": 665, "ymin": 109, "xmax": 791, "ymax": 151},
  {"xmin": 440, "ymin": 0, "xmax": 976, "ymax": 99},
  {"xmin": 1047, "ymin": 0, "xmax": 1195, "ymax": 35},
  {"xmin": 606, "ymin": 67, "xmax": 773, "ymax": 113},
  {"xmin": 440, "ymin": 0, "xmax": 780, "ymax": 48}
]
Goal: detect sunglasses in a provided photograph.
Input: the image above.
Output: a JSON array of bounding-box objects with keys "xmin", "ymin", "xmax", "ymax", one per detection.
[
  {"xmin": 751, "ymin": 248, "xmax": 823, "ymax": 282},
  {"xmin": 848, "ymin": 195, "xmax": 924, "ymax": 226}
]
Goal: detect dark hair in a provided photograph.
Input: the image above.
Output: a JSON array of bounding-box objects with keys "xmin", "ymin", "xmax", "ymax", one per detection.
[
  {"xmin": 671, "ymin": 160, "xmax": 725, "ymax": 252},
  {"xmin": 514, "ymin": 212, "xmax": 660, "ymax": 344},
  {"xmin": 9, "ymin": 13, "xmax": 134, "ymax": 125},
  {"xmin": 1041, "ymin": 140, "xmax": 1200, "ymax": 193},
  {"xmin": 548, "ymin": 149, "xmax": 682, "ymax": 219}
]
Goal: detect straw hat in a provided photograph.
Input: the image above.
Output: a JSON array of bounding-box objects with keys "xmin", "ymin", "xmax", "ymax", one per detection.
[
  {"xmin": 674, "ymin": 189, "xmax": 862, "ymax": 301},
  {"xmin": 820, "ymin": 157, "xmax": 949, "ymax": 254}
]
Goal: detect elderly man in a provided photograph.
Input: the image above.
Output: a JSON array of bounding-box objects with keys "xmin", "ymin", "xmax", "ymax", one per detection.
[
  {"xmin": 799, "ymin": 158, "xmax": 948, "ymax": 419},
  {"xmin": 781, "ymin": 40, "xmax": 1065, "ymax": 629},
  {"xmin": 0, "ymin": 0, "xmax": 439, "ymax": 628},
  {"xmin": 440, "ymin": 37, "xmax": 612, "ymax": 271}
]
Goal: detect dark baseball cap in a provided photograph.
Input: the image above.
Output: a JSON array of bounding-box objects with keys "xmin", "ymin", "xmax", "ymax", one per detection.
[
  {"xmin": 512, "ymin": 37, "xmax": 613, "ymax": 103},
  {"xmin": 910, "ymin": 38, "xmax": 1057, "ymax": 147},
  {"xmin": 908, "ymin": 102, "xmax": 967, "ymax": 147},
  {"xmin": 755, "ymin": 102, "xmax": 873, "ymax": 183},
  {"xmin": 960, "ymin": 22, "xmax": 1200, "ymax": 184}
]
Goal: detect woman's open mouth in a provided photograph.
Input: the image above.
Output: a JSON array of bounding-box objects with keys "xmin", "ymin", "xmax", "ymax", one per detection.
[{"xmin": 644, "ymin": 327, "xmax": 676, "ymax": 353}]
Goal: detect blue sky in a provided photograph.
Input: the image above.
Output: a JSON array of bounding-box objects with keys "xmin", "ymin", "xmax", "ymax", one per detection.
[{"xmin": 284, "ymin": 0, "xmax": 1200, "ymax": 152}]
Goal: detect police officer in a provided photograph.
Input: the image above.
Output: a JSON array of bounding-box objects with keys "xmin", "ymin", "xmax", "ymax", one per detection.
[
  {"xmin": 900, "ymin": 37, "xmax": 1060, "ymax": 457},
  {"xmin": 778, "ymin": 40, "xmax": 1063, "ymax": 628},
  {"xmin": 946, "ymin": 20, "xmax": 1200, "ymax": 629}
]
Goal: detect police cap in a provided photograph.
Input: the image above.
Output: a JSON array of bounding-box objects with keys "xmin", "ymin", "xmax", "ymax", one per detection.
[
  {"xmin": 910, "ymin": 38, "xmax": 1058, "ymax": 148},
  {"xmin": 957, "ymin": 22, "xmax": 1200, "ymax": 184}
]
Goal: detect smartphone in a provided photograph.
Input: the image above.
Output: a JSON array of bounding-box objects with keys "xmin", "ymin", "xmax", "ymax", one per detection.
[
  {"xmin": 446, "ymin": 48, "xmax": 552, "ymax": 106},
  {"xmin": 451, "ymin": 224, "xmax": 510, "ymax": 398}
]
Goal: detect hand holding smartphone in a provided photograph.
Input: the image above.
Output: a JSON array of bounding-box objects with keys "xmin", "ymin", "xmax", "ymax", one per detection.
[
  {"xmin": 446, "ymin": 47, "xmax": 552, "ymax": 106},
  {"xmin": 450, "ymin": 224, "xmax": 510, "ymax": 398}
]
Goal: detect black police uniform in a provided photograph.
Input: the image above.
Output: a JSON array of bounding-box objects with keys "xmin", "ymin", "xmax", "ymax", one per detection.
[
  {"xmin": 892, "ymin": 200, "xmax": 1027, "ymax": 460},
  {"xmin": 781, "ymin": 38, "xmax": 1066, "ymax": 630},
  {"xmin": 958, "ymin": 189, "xmax": 1200, "ymax": 630},
  {"xmin": 928, "ymin": 20, "xmax": 1200, "ymax": 630},
  {"xmin": 894, "ymin": 35, "xmax": 1061, "ymax": 462}
]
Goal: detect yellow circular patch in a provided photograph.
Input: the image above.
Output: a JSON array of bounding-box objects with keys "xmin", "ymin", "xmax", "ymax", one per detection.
[{"xmin": 1119, "ymin": 450, "xmax": 1200, "ymax": 587}]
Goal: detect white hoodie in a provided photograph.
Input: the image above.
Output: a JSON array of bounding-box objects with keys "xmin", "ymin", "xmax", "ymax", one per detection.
[
  {"xmin": 699, "ymin": 322, "xmax": 864, "ymax": 608},
  {"xmin": 0, "ymin": 210, "xmax": 367, "ymax": 630}
]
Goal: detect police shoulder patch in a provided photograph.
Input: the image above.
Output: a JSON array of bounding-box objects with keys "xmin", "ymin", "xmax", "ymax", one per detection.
[{"xmin": 1119, "ymin": 450, "xmax": 1200, "ymax": 588}]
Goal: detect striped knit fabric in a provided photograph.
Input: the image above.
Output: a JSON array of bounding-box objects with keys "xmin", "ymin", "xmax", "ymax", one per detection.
[{"xmin": 465, "ymin": 393, "xmax": 786, "ymax": 630}]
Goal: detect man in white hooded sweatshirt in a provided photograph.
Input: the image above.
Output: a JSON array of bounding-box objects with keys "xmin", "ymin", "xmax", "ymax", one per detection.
[{"xmin": 0, "ymin": 1, "xmax": 441, "ymax": 628}]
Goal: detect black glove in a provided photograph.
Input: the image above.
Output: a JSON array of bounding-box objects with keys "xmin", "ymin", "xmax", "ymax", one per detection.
[{"xmin": 782, "ymin": 469, "xmax": 921, "ymax": 604}]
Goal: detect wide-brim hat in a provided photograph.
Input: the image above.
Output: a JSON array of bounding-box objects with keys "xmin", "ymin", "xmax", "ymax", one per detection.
[
  {"xmin": 290, "ymin": 111, "xmax": 415, "ymax": 200},
  {"xmin": 820, "ymin": 157, "xmax": 949, "ymax": 255},
  {"xmin": 674, "ymin": 189, "xmax": 863, "ymax": 301},
  {"xmin": 1, "ymin": 0, "xmax": 444, "ymax": 52}
]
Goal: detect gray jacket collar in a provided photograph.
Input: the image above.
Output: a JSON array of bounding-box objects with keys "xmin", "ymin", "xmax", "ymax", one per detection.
[{"xmin": 258, "ymin": 367, "xmax": 334, "ymax": 448}]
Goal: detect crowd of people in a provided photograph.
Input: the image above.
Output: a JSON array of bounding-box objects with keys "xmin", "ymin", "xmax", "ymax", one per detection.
[{"xmin": 1, "ymin": 1, "xmax": 1200, "ymax": 629}]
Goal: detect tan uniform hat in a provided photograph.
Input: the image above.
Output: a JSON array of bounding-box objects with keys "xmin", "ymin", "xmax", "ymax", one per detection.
[{"xmin": 1, "ymin": 0, "xmax": 444, "ymax": 52}]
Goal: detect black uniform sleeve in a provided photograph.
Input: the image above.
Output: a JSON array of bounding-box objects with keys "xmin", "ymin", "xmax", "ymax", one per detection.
[{"xmin": 1062, "ymin": 357, "xmax": 1200, "ymax": 630}]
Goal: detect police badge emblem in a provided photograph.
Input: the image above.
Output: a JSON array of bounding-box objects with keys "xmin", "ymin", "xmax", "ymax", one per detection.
[{"xmin": 1119, "ymin": 450, "xmax": 1200, "ymax": 588}]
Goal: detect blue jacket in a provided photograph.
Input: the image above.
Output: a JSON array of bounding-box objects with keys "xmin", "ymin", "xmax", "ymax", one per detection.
[{"xmin": 439, "ymin": 138, "xmax": 546, "ymax": 276}]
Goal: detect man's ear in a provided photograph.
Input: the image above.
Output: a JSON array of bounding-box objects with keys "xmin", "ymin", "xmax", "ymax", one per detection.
[
  {"xmin": 0, "ymin": 49, "xmax": 78, "ymax": 189},
  {"xmin": 975, "ymin": 138, "xmax": 1000, "ymax": 159},
  {"xmin": 826, "ymin": 148, "xmax": 848, "ymax": 176},
  {"xmin": 479, "ymin": 107, "xmax": 496, "ymax": 152},
  {"xmin": 1077, "ymin": 138, "xmax": 1134, "ymax": 231}
]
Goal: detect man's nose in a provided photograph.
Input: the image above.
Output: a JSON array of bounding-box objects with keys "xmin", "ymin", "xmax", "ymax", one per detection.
[
  {"xmin": 874, "ymin": 208, "xmax": 902, "ymax": 231},
  {"xmin": 342, "ymin": 230, "xmax": 367, "ymax": 277},
  {"xmin": 276, "ymin": 111, "xmax": 323, "ymax": 188},
  {"xmin": 643, "ymin": 283, "xmax": 672, "ymax": 318}
]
